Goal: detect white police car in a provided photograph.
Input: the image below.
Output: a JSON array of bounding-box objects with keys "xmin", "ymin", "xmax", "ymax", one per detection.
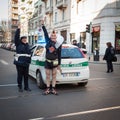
[{"xmin": 29, "ymin": 43, "xmax": 90, "ymax": 89}]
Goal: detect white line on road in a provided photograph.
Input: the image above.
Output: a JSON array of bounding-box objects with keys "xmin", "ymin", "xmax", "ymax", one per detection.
[
  {"xmin": 29, "ymin": 106, "xmax": 120, "ymax": 120},
  {"xmin": 0, "ymin": 84, "xmax": 17, "ymax": 87},
  {"xmin": 0, "ymin": 59, "xmax": 9, "ymax": 65},
  {"xmin": 90, "ymin": 76, "xmax": 120, "ymax": 81}
]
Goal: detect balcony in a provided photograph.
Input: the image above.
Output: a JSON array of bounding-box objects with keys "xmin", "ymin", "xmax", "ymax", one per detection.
[
  {"xmin": 26, "ymin": 8, "xmax": 33, "ymax": 15},
  {"xmin": 77, "ymin": 0, "xmax": 81, "ymax": 3},
  {"xmin": 45, "ymin": 7, "xmax": 53, "ymax": 15},
  {"xmin": 56, "ymin": 0, "xmax": 67, "ymax": 9},
  {"xmin": 20, "ymin": 15, "xmax": 26, "ymax": 19},
  {"xmin": 27, "ymin": 0, "xmax": 33, "ymax": 4},
  {"xmin": 12, "ymin": 3, "xmax": 18, "ymax": 8},
  {"xmin": 12, "ymin": 16, "xmax": 18, "ymax": 20},
  {"xmin": 41, "ymin": 0, "xmax": 47, "ymax": 2},
  {"xmin": 12, "ymin": 10, "xmax": 18, "ymax": 15},
  {"xmin": 13, "ymin": 0, "xmax": 18, "ymax": 2},
  {"xmin": 20, "ymin": 4, "xmax": 25, "ymax": 10}
]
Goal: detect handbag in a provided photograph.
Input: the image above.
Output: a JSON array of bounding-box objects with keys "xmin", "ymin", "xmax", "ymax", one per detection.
[{"xmin": 112, "ymin": 55, "xmax": 117, "ymax": 62}]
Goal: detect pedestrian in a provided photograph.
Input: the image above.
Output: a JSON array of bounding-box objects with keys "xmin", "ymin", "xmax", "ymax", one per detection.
[
  {"xmin": 14, "ymin": 24, "xmax": 32, "ymax": 92},
  {"xmin": 41, "ymin": 20, "xmax": 63, "ymax": 95},
  {"xmin": 103, "ymin": 42, "xmax": 115, "ymax": 73},
  {"xmin": 72, "ymin": 40, "xmax": 78, "ymax": 47}
]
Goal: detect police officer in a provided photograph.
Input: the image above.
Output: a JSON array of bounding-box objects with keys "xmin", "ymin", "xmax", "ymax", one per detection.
[{"xmin": 14, "ymin": 25, "xmax": 31, "ymax": 92}]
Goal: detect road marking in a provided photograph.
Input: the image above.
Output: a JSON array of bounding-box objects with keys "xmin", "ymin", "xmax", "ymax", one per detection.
[
  {"xmin": 90, "ymin": 76, "xmax": 120, "ymax": 81},
  {"xmin": 90, "ymin": 78, "xmax": 107, "ymax": 80},
  {"xmin": 0, "ymin": 59, "xmax": 9, "ymax": 65},
  {"xmin": 0, "ymin": 84, "xmax": 17, "ymax": 87},
  {"xmin": 29, "ymin": 106, "xmax": 120, "ymax": 120}
]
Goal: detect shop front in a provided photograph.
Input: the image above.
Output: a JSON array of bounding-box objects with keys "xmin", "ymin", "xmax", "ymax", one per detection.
[
  {"xmin": 115, "ymin": 25, "xmax": 120, "ymax": 54},
  {"xmin": 92, "ymin": 26, "xmax": 100, "ymax": 53}
]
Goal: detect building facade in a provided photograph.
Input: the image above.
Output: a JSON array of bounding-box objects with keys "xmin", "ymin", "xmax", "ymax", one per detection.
[
  {"xmin": 71, "ymin": 0, "xmax": 120, "ymax": 54},
  {"xmin": 28, "ymin": 0, "xmax": 71, "ymax": 45},
  {"xmin": 0, "ymin": 20, "xmax": 10, "ymax": 43},
  {"xmin": 8, "ymin": 0, "xmax": 19, "ymax": 42},
  {"xmin": 19, "ymin": 0, "xmax": 36, "ymax": 37},
  {"xmin": 0, "ymin": 25, "xmax": 3, "ymax": 43},
  {"xmin": 18, "ymin": 0, "xmax": 120, "ymax": 54}
]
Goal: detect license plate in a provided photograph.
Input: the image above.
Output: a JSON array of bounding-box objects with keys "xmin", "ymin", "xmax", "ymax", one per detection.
[{"xmin": 62, "ymin": 72, "xmax": 80, "ymax": 77}]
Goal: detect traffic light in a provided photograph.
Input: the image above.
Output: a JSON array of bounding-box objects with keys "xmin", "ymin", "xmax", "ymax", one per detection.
[
  {"xmin": 86, "ymin": 22, "xmax": 92, "ymax": 33},
  {"xmin": 86, "ymin": 24, "xmax": 90, "ymax": 33}
]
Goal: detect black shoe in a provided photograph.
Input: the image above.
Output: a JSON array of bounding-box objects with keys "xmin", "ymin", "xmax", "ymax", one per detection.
[
  {"xmin": 18, "ymin": 88, "xmax": 23, "ymax": 92},
  {"xmin": 24, "ymin": 88, "xmax": 31, "ymax": 92},
  {"xmin": 111, "ymin": 70, "xmax": 113, "ymax": 72},
  {"xmin": 51, "ymin": 87, "xmax": 58, "ymax": 95},
  {"xmin": 43, "ymin": 87, "xmax": 51, "ymax": 95}
]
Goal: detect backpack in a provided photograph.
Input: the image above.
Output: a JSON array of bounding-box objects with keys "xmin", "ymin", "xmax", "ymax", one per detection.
[
  {"xmin": 110, "ymin": 47, "xmax": 115, "ymax": 56},
  {"xmin": 110, "ymin": 47, "xmax": 117, "ymax": 62}
]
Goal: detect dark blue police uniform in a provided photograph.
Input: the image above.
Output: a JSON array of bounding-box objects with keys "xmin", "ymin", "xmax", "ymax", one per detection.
[{"xmin": 14, "ymin": 28, "xmax": 31, "ymax": 92}]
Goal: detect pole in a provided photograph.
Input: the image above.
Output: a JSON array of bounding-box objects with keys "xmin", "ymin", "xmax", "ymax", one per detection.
[
  {"xmin": 88, "ymin": 22, "xmax": 92, "ymax": 60},
  {"xmin": 88, "ymin": 33, "xmax": 92, "ymax": 60}
]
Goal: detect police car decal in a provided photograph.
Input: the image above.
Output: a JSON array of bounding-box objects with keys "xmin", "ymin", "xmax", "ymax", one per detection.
[
  {"xmin": 31, "ymin": 60, "xmax": 88, "ymax": 67},
  {"xmin": 31, "ymin": 60, "xmax": 45, "ymax": 66}
]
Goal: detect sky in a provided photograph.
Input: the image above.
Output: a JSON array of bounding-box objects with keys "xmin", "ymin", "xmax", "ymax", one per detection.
[{"xmin": 0, "ymin": 0, "xmax": 8, "ymax": 20}]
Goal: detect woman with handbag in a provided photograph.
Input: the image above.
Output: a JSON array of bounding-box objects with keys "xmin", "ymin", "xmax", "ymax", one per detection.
[{"xmin": 103, "ymin": 42, "xmax": 115, "ymax": 73}]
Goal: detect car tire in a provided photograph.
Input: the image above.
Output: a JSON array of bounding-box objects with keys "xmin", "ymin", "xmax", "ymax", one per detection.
[
  {"xmin": 36, "ymin": 71, "xmax": 46, "ymax": 89},
  {"xmin": 78, "ymin": 82, "xmax": 88, "ymax": 87}
]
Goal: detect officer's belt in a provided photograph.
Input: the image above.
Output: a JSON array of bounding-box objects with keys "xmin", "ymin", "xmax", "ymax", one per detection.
[
  {"xmin": 15, "ymin": 54, "xmax": 31, "ymax": 57},
  {"xmin": 46, "ymin": 59, "xmax": 58, "ymax": 63}
]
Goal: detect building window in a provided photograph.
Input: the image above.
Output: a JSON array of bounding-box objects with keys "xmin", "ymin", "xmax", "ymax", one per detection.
[
  {"xmin": 80, "ymin": 32, "xmax": 86, "ymax": 48},
  {"xmin": 32, "ymin": 23, "xmax": 34, "ymax": 29},
  {"xmin": 55, "ymin": 12, "xmax": 57, "ymax": 23},
  {"xmin": 70, "ymin": 33, "xmax": 75, "ymax": 41},
  {"xmin": 56, "ymin": 0, "xmax": 57, "ymax": 5},
  {"xmin": 92, "ymin": 26, "xmax": 100, "ymax": 52},
  {"xmin": 50, "ymin": 0, "xmax": 53, "ymax": 7},
  {"xmin": 46, "ymin": 0, "xmax": 49, "ymax": 8},
  {"xmin": 35, "ymin": 22, "xmax": 38, "ymax": 28},
  {"xmin": 61, "ymin": 30, "xmax": 67, "ymax": 42},
  {"xmin": 39, "ymin": 5, "xmax": 42, "ymax": 14},
  {"xmin": 115, "ymin": 25, "xmax": 120, "ymax": 54},
  {"xmin": 62, "ymin": 10, "xmax": 65, "ymax": 21}
]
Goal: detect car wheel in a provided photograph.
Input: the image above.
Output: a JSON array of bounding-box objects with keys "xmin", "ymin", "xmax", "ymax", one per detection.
[
  {"xmin": 36, "ymin": 71, "xmax": 46, "ymax": 89},
  {"xmin": 78, "ymin": 82, "xmax": 88, "ymax": 87}
]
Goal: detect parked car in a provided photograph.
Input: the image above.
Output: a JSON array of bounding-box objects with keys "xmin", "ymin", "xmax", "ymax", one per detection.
[
  {"xmin": 10, "ymin": 43, "xmax": 16, "ymax": 51},
  {"xmin": 29, "ymin": 43, "xmax": 90, "ymax": 89}
]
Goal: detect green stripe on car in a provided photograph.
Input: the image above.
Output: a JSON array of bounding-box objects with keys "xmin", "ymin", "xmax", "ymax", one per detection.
[{"xmin": 31, "ymin": 60, "xmax": 88, "ymax": 67}]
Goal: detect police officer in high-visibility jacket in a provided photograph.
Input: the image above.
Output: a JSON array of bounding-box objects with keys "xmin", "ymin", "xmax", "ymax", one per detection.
[{"xmin": 14, "ymin": 25, "xmax": 31, "ymax": 92}]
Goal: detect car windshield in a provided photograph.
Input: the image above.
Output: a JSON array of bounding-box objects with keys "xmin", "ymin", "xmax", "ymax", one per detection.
[{"xmin": 61, "ymin": 47, "xmax": 84, "ymax": 59}]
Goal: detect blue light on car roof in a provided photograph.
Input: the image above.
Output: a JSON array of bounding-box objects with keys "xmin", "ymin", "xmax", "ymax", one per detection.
[{"xmin": 37, "ymin": 38, "xmax": 46, "ymax": 44}]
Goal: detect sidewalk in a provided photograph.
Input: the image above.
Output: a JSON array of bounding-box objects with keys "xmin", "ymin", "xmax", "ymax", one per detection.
[{"xmin": 86, "ymin": 54, "xmax": 120, "ymax": 65}]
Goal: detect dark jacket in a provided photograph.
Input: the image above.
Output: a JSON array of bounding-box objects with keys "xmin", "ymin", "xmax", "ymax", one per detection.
[
  {"xmin": 103, "ymin": 46, "xmax": 115, "ymax": 61},
  {"xmin": 14, "ymin": 29, "xmax": 31, "ymax": 67},
  {"xmin": 42, "ymin": 25, "xmax": 62, "ymax": 65}
]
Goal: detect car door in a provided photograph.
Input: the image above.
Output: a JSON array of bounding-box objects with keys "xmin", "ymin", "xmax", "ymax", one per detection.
[{"xmin": 29, "ymin": 45, "xmax": 45, "ymax": 78}]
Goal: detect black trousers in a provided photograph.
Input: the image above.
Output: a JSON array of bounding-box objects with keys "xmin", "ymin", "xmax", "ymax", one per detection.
[
  {"xmin": 16, "ymin": 65, "xmax": 29, "ymax": 89},
  {"xmin": 106, "ymin": 60, "xmax": 113, "ymax": 72}
]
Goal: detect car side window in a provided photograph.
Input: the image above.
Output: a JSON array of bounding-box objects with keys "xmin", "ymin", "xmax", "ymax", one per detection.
[{"xmin": 33, "ymin": 46, "xmax": 44, "ymax": 56}]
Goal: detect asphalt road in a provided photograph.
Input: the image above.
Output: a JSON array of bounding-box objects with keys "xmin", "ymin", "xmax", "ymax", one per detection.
[{"xmin": 0, "ymin": 48, "xmax": 120, "ymax": 120}]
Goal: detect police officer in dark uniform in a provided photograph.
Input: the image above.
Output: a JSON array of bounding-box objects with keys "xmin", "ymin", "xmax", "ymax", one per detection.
[{"xmin": 14, "ymin": 25, "xmax": 31, "ymax": 92}]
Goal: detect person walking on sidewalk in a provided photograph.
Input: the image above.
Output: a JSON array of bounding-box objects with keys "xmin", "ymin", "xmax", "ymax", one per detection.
[
  {"xmin": 41, "ymin": 20, "xmax": 63, "ymax": 95},
  {"xmin": 14, "ymin": 24, "xmax": 32, "ymax": 92},
  {"xmin": 103, "ymin": 42, "xmax": 115, "ymax": 73}
]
